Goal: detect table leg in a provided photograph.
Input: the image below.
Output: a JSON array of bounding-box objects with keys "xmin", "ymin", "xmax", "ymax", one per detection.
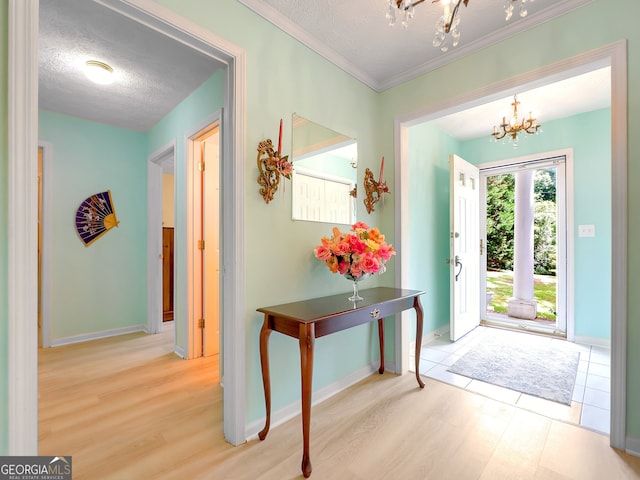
[
  {"xmin": 378, "ymin": 318, "xmax": 384, "ymax": 374},
  {"xmin": 258, "ymin": 316, "xmax": 273, "ymax": 440},
  {"xmin": 299, "ymin": 323, "xmax": 315, "ymax": 478},
  {"xmin": 413, "ymin": 297, "xmax": 425, "ymax": 389}
]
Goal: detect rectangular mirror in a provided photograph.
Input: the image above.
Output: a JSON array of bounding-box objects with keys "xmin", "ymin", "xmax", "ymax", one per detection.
[{"xmin": 291, "ymin": 113, "xmax": 357, "ymax": 224}]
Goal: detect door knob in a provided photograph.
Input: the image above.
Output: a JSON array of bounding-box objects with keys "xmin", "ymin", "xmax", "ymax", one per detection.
[{"xmin": 455, "ymin": 255, "xmax": 463, "ymax": 281}]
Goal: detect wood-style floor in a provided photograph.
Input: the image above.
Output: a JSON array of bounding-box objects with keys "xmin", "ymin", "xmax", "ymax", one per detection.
[{"xmin": 38, "ymin": 325, "xmax": 640, "ymax": 479}]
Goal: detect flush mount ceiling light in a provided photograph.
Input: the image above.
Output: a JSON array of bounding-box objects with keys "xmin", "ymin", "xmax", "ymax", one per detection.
[
  {"xmin": 387, "ymin": 0, "xmax": 533, "ymax": 52},
  {"xmin": 84, "ymin": 60, "xmax": 114, "ymax": 85}
]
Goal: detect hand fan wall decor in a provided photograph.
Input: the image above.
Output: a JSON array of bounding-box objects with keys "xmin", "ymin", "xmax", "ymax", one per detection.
[{"xmin": 75, "ymin": 190, "xmax": 119, "ymax": 246}]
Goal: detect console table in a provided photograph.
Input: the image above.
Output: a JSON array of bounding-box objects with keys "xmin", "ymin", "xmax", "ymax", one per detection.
[{"xmin": 257, "ymin": 287, "xmax": 425, "ymax": 478}]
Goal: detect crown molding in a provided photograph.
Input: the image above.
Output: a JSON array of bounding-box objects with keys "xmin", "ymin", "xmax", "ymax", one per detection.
[{"xmin": 238, "ymin": 0, "xmax": 593, "ymax": 93}]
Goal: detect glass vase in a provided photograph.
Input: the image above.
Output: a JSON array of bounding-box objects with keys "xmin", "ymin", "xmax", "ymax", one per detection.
[{"xmin": 345, "ymin": 273, "xmax": 370, "ymax": 302}]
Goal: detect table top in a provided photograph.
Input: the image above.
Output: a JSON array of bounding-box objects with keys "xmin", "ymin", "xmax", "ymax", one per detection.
[{"xmin": 257, "ymin": 287, "xmax": 424, "ymax": 324}]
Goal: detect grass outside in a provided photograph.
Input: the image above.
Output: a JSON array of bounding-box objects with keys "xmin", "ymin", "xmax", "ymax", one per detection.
[{"xmin": 486, "ymin": 270, "xmax": 557, "ymax": 321}]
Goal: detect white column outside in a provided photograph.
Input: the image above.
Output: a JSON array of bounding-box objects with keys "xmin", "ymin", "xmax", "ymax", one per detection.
[{"xmin": 508, "ymin": 170, "xmax": 537, "ymax": 319}]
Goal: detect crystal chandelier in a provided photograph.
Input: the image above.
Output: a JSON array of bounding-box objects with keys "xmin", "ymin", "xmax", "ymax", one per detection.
[
  {"xmin": 491, "ymin": 94, "xmax": 541, "ymax": 147},
  {"xmin": 387, "ymin": 0, "xmax": 534, "ymax": 52}
]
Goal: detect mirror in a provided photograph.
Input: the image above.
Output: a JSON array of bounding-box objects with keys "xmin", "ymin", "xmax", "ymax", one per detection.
[{"xmin": 291, "ymin": 113, "xmax": 357, "ymax": 224}]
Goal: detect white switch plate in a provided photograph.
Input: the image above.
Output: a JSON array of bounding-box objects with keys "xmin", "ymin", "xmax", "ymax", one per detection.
[{"xmin": 578, "ymin": 224, "xmax": 595, "ymax": 237}]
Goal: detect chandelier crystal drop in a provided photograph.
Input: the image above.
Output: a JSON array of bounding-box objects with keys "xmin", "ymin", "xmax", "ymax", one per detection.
[
  {"xmin": 491, "ymin": 94, "xmax": 541, "ymax": 147},
  {"xmin": 387, "ymin": 0, "xmax": 534, "ymax": 51}
]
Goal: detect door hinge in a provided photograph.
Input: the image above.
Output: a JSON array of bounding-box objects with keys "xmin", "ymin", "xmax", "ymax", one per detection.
[
  {"xmin": 479, "ymin": 238, "xmax": 484, "ymax": 255},
  {"xmin": 198, "ymin": 240, "xmax": 205, "ymax": 250},
  {"xmin": 199, "ymin": 318, "xmax": 205, "ymax": 328},
  {"xmin": 198, "ymin": 161, "xmax": 205, "ymax": 172}
]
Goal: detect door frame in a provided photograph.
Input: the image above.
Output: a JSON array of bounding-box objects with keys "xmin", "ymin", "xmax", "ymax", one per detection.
[
  {"xmin": 8, "ymin": 0, "xmax": 247, "ymax": 452},
  {"xmin": 148, "ymin": 140, "xmax": 176, "ymax": 337},
  {"xmin": 394, "ymin": 41, "xmax": 627, "ymax": 449},
  {"xmin": 38, "ymin": 141, "xmax": 53, "ymax": 348},
  {"xmin": 478, "ymin": 150, "xmax": 573, "ymax": 339}
]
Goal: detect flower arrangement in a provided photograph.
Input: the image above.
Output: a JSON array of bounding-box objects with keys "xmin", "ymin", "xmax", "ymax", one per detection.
[{"xmin": 313, "ymin": 221, "xmax": 395, "ymax": 279}]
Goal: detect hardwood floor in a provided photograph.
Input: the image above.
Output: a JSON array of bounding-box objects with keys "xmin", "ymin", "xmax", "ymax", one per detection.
[{"xmin": 38, "ymin": 326, "xmax": 640, "ymax": 479}]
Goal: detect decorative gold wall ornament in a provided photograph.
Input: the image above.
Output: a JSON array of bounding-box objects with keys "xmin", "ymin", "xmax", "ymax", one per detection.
[
  {"xmin": 257, "ymin": 139, "xmax": 292, "ymax": 204},
  {"xmin": 363, "ymin": 157, "xmax": 389, "ymax": 214}
]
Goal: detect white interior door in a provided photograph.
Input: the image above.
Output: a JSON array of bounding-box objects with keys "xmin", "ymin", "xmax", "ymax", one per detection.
[
  {"xmin": 450, "ymin": 154, "xmax": 480, "ymax": 341},
  {"xmin": 203, "ymin": 135, "xmax": 220, "ymax": 357}
]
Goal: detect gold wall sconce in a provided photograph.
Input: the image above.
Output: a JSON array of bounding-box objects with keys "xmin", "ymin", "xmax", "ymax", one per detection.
[
  {"xmin": 363, "ymin": 157, "xmax": 389, "ymax": 214},
  {"xmin": 257, "ymin": 119, "xmax": 292, "ymax": 204}
]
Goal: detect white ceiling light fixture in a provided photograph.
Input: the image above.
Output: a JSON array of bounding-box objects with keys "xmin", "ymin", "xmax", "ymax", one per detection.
[
  {"xmin": 84, "ymin": 60, "xmax": 114, "ymax": 85},
  {"xmin": 387, "ymin": 0, "xmax": 534, "ymax": 52}
]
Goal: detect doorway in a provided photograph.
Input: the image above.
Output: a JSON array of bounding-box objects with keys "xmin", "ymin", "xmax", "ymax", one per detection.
[
  {"xmin": 394, "ymin": 43, "xmax": 626, "ymax": 449},
  {"xmin": 479, "ymin": 153, "xmax": 571, "ymax": 338},
  {"xmin": 8, "ymin": 0, "xmax": 247, "ymax": 453},
  {"xmin": 187, "ymin": 118, "xmax": 221, "ymax": 359}
]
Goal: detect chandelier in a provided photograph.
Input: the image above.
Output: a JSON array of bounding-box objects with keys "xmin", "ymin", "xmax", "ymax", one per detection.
[
  {"xmin": 491, "ymin": 94, "xmax": 541, "ymax": 146},
  {"xmin": 387, "ymin": 0, "xmax": 534, "ymax": 52}
]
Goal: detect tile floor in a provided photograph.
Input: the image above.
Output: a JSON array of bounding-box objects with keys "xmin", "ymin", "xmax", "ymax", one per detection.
[{"xmin": 413, "ymin": 325, "xmax": 611, "ymax": 435}]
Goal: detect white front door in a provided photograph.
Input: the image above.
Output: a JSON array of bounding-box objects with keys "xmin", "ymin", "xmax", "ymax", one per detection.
[{"xmin": 450, "ymin": 154, "xmax": 481, "ymax": 341}]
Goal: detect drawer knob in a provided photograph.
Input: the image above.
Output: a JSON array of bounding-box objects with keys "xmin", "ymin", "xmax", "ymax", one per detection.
[{"xmin": 370, "ymin": 308, "xmax": 380, "ymax": 319}]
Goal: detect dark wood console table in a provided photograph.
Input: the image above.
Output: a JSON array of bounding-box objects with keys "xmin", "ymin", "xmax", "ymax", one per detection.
[{"xmin": 257, "ymin": 287, "xmax": 425, "ymax": 478}]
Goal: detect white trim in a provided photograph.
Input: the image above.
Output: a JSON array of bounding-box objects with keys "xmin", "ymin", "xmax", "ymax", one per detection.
[
  {"xmin": 50, "ymin": 325, "xmax": 147, "ymax": 347},
  {"xmin": 395, "ymin": 40, "xmax": 627, "ymax": 450},
  {"xmin": 394, "ymin": 120, "xmax": 411, "ymax": 376},
  {"xmin": 8, "ymin": 0, "xmax": 248, "ymax": 451},
  {"xmin": 38, "ymin": 141, "xmax": 53, "ymax": 349},
  {"xmin": 609, "ymin": 40, "xmax": 628, "ymax": 452},
  {"xmin": 8, "ymin": 0, "xmax": 39, "ymax": 455},
  {"xmin": 245, "ymin": 364, "xmax": 378, "ymax": 440},
  {"xmin": 147, "ymin": 140, "xmax": 176, "ymax": 337},
  {"xmin": 574, "ymin": 336, "xmax": 610, "ymax": 349}
]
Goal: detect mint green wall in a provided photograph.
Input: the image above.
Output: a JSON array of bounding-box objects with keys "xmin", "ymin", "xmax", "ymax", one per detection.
[
  {"xmin": 38, "ymin": 110, "xmax": 148, "ymax": 340},
  {"xmin": 156, "ymin": 0, "xmax": 384, "ymax": 424},
  {"xmin": 0, "ymin": 0, "xmax": 8, "ymax": 456},
  {"xmin": 148, "ymin": 71, "xmax": 225, "ymax": 351},
  {"xmin": 461, "ymin": 108, "xmax": 612, "ymax": 340},
  {"xmin": 407, "ymin": 123, "xmax": 461, "ymax": 334},
  {"xmin": 380, "ymin": 0, "xmax": 640, "ymax": 439}
]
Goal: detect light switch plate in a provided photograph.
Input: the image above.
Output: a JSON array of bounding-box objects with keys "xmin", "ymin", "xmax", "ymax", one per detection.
[{"xmin": 578, "ymin": 224, "xmax": 595, "ymax": 237}]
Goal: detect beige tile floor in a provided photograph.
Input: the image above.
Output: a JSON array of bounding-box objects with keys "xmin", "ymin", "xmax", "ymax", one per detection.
[{"xmin": 414, "ymin": 326, "xmax": 611, "ymax": 435}]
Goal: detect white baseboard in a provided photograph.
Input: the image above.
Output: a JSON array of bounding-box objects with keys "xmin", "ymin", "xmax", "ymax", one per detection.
[
  {"xmin": 417, "ymin": 324, "xmax": 450, "ymax": 348},
  {"xmin": 49, "ymin": 324, "xmax": 147, "ymax": 347},
  {"xmin": 174, "ymin": 345, "xmax": 186, "ymax": 359},
  {"xmin": 574, "ymin": 336, "xmax": 611, "ymax": 349},
  {"xmin": 626, "ymin": 435, "xmax": 640, "ymax": 457},
  {"xmin": 245, "ymin": 362, "xmax": 379, "ymax": 440}
]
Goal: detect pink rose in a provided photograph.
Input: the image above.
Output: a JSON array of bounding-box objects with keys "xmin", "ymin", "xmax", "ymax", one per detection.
[
  {"xmin": 377, "ymin": 242, "xmax": 395, "ymax": 261},
  {"xmin": 314, "ymin": 245, "xmax": 332, "ymax": 261},
  {"xmin": 360, "ymin": 252, "xmax": 380, "ymax": 274},
  {"xmin": 347, "ymin": 234, "xmax": 367, "ymax": 254},
  {"xmin": 333, "ymin": 240, "xmax": 351, "ymax": 256},
  {"xmin": 351, "ymin": 221, "xmax": 369, "ymax": 232}
]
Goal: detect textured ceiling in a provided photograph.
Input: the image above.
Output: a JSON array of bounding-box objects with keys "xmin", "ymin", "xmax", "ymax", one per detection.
[{"xmin": 39, "ymin": 0, "xmax": 223, "ymax": 132}]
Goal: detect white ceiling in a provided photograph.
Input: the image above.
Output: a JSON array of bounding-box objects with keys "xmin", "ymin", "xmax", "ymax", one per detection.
[{"xmin": 38, "ymin": 0, "xmax": 609, "ymax": 140}]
